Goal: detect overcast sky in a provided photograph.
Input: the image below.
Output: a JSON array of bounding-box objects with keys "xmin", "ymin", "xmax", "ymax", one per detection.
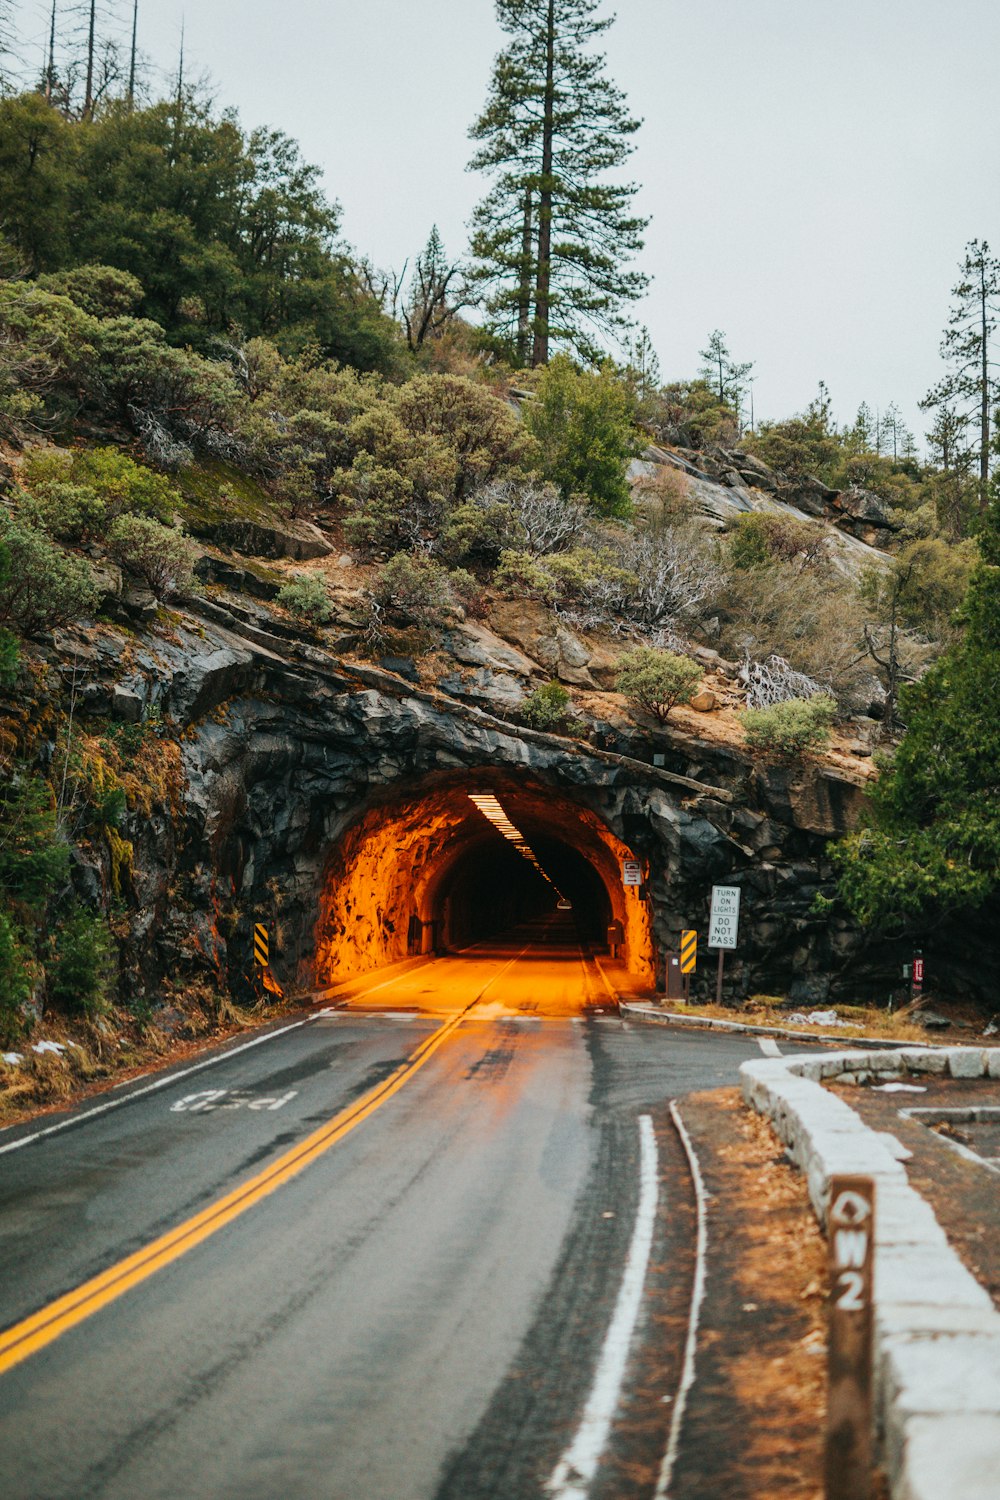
[{"xmin": 10, "ymin": 0, "xmax": 1000, "ymax": 438}]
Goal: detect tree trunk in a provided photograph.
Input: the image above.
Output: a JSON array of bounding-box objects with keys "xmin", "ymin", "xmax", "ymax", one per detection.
[
  {"xmin": 45, "ymin": 0, "xmax": 56, "ymax": 102},
  {"xmin": 516, "ymin": 186, "xmax": 533, "ymax": 367},
  {"xmin": 531, "ymin": 0, "xmax": 556, "ymax": 368},
  {"xmin": 981, "ymin": 260, "xmax": 990, "ymax": 514},
  {"xmin": 84, "ymin": 0, "xmax": 95, "ymax": 116},
  {"xmin": 128, "ymin": 0, "xmax": 138, "ymax": 104}
]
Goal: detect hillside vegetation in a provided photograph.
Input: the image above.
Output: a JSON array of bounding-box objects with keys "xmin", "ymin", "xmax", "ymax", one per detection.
[{"xmin": 0, "ymin": 79, "xmax": 995, "ymax": 1050}]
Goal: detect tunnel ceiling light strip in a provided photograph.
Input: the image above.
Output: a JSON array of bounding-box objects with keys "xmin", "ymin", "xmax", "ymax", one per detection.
[{"xmin": 468, "ymin": 792, "xmax": 567, "ymax": 900}]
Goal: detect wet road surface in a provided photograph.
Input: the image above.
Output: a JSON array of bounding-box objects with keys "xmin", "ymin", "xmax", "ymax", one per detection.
[{"xmin": 0, "ymin": 934, "xmax": 766, "ymax": 1500}]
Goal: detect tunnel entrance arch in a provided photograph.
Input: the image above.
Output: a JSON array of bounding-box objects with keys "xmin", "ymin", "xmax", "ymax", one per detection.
[{"xmin": 313, "ymin": 770, "xmax": 655, "ymax": 989}]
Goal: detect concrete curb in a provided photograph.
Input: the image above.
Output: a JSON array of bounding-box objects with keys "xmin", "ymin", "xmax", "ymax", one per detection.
[
  {"xmin": 740, "ymin": 1045, "xmax": 1000, "ymax": 1500},
  {"xmin": 618, "ymin": 1000, "xmax": 947, "ymax": 1052}
]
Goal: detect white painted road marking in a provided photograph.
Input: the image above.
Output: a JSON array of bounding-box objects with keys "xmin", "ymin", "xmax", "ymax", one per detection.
[
  {"xmin": 170, "ymin": 1089, "xmax": 298, "ymax": 1114},
  {"xmin": 546, "ymin": 1114, "xmax": 659, "ymax": 1500},
  {"xmin": 757, "ymin": 1037, "xmax": 782, "ymax": 1057},
  {"xmin": 0, "ymin": 1017, "xmax": 316, "ymax": 1156},
  {"xmin": 655, "ymin": 1102, "xmax": 709, "ymax": 1499}
]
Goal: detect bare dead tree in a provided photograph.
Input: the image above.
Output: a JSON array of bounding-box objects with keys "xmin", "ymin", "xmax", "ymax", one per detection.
[
  {"xmin": 401, "ymin": 226, "xmax": 473, "ymax": 351},
  {"xmin": 739, "ymin": 653, "xmax": 826, "ymax": 709}
]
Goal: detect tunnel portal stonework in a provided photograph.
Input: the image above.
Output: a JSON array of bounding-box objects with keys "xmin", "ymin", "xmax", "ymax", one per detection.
[{"xmin": 136, "ymin": 633, "xmax": 875, "ymax": 1008}]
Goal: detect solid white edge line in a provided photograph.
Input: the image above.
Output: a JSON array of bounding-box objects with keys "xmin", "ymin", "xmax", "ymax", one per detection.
[
  {"xmin": 546, "ymin": 1113, "xmax": 659, "ymax": 1500},
  {"xmin": 0, "ymin": 1017, "xmax": 317, "ymax": 1157},
  {"xmin": 655, "ymin": 1101, "xmax": 709, "ymax": 1500},
  {"xmin": 1, "ymin": 953, "xmax": 467, "ymax": 1158},
  {"xmin": 0, "ymin": 943, "xmax": 537, "ymax": 1157}
]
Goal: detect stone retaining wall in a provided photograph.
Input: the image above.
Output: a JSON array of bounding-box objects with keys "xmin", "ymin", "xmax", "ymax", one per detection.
[{"xmin": 740, "ymin": 1046, "xmax": 1000, "ymax": 1500}]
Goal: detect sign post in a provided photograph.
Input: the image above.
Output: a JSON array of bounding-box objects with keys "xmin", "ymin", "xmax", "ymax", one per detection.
[
  {"xmin": 707, "ymin": 885, "xmax": 740, "ymax": 1004},
  {"xmin": 825, "ymin": 1176, "xmax": 875, "ymax": 1500},
  {"xmin": 911, "ymin": 951, "xmax": 924, "ymax": 1003}
]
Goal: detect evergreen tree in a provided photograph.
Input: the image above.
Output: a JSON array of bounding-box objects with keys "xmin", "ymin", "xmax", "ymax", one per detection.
[
  {"xmin": 698, "ymin": 329, "xmax": 753, "ymax": 431},
  {"xmin": 922, "ymin": 402, "xmax": 976, "ymax": 536},
  {"xmin": 468, "ymin": 0, "xmax": 648, "ymax": 367},
  {"xmin": 523, "ymin": 353, "xmax": 638, "ymax": 516},
  {"xmin": 622, "ymin": 326, "xmax": 660, "ymax": 402},
  {"xmin": 836, "ymin": 508, "xmax": 1000, "ymax": 930},
  {"xmin": 923, "ymin": 239, "xmax": 1000, "ymax": 515}
]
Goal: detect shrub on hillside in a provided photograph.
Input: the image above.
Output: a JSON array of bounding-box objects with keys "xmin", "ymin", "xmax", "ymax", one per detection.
[
  {"xmin": 0, "ymin": 910, "xmax": 33, "ymax": 1043},
  {"xmin": 276, "ymin": 573, "xmax": 333, "ymax": 624},
  {"xmin": 21, "ymin": 446, "xmax": 178, "ymax": 542},
  {"xmin": 520, "ymin": 681, "xmax": 571, "ymax": 731},
  {"xmin": 36, "ymin": 264, "xmax": 145, "ymax": 319},
  {"xmin": 107, "ymin": 514, "xmax": 196, "ymax": 599},
  {"xmin": 0, "ymin": 514, "xmax": 98, "ymax": 634},
  {"xmin": 441, "ymin": 478, "xmax": 588, "ymax": 569},
  {"xmin": 0, "ymin": 771, "xmax": 69, "ymax": 914},
  {"xmin": 369, "ymin": 551, "xmax": 457, "ymax": 625},
  {"xmin": 616, "ymin": 647, "xmax": 702, "ymax": 722},
  {"xmin": 48, "ymin": 907, "xmax": 116, "ymax": 1017},
  {"xmin": 392, "ymin": 374, "xmax": 537, "ymax": 498},
  {"xmin": 742, "ymin": 695, "xmax": 836, "ymax": 758},
  {"xmin": 727, "ymin": 511, "xmax": 827, "ymax": 570}
]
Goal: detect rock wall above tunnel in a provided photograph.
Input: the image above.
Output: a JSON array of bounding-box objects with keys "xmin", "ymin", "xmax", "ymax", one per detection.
[{"xmin": 106, "ymin": 611, "xmax": 878, "ymax": 1006}]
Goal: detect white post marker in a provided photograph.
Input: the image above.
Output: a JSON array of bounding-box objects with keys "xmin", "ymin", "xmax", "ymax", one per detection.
[{"xmin": 708, "ymin": 885, "xmax": 741, "ymax": 1004}]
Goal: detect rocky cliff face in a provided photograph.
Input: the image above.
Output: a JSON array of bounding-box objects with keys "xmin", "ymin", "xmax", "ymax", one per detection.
[{"xmin": 41, "ymin": 567, "xmax": 894, "ymax": 1012}]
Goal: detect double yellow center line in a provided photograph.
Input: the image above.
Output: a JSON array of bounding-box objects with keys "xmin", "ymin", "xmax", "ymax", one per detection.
[{"xmin": 0, "ymin": 1003, "xmax": 472, "ymax": 1378}]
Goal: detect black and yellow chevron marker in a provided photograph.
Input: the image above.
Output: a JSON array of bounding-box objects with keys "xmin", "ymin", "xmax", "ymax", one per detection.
[
  {"xmin": 680, "ymin": 929, "xmax": 697, "ymax": 974},
  {"xmin": 253, "ymin": 923, "xmax": 269, "ymax": 967}
]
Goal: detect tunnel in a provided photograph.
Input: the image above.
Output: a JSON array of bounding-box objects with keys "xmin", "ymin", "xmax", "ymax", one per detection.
[{"xmin": 313, "ymin": 771, "xmax": 655, "ymax": 988}]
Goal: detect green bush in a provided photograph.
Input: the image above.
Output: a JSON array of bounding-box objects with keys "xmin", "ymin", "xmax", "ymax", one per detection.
[
  {"xmin": 494, "ymin": 548, "xmax": 559, "ymax": 603},
  {"xmin": 742, "ymin": 695, "xmax": 837, "ymax": 758},
  {"xmin": 48, "ymin": 907, "xmax": 115, "ymax": 1017},
  {"xmin": 0, "ymin": 772, "xmax": 69, "ymax": 915},
  {"xmin": 0, "ymin": 627, "xmax": 17, "ymax": 688},
  {"xmin": 447, "ymin": 567, "xmax": 487, "ymax": 618},
  {"xmin": 521, "ymin": 681, "xmax": 571, "ymax": 730},
  {"xmin": 615, "ymin": 647, "xmax": 702, "ymax": 722},
  {"xmin": 523, "ymin": 355, "xmax": 639, "ymax": 518},
  {"xmin": 0, "ymin": 514, "xmax": 99, "ymax": 634},
  {"xmin": 369, "ymin": 551, "xmax": 457, "ymax": 624},
  {"xmin": 21, "ymin": 447, "xmax": 178, "ymax": 543},
  {"xmin": 727, "ymin": 511, "xmax": 826, "ymax": 571},
  {"xmin": 276, "ymin": 573, "xmax": 333, "ymax": 624},
  {"xmin": 0, "ymin": 909, "xmax": 33, "ymax": 1042},
  {"xmin": 107, "ymin": 514, "xmax": 196, "ymax": 599},
  {"xmin": 36, "ymin": 264, "xmax": 145, "ymax": 319}
]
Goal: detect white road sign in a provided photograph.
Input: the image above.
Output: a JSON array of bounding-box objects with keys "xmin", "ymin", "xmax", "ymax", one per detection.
[
  {"xmin": 622, "ymin": 860, "xmax": 642, "ymax": 886},
  {"xmin": 708, "ymin": 884, "xmax": 741, "ymax": 950}
]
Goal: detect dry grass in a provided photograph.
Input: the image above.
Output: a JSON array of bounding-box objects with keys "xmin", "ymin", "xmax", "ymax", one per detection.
[
  {"xmin": 0, "ymin": 990, "xmax": 285, "ymax": 1130},
  {"xmin": 662, "ymin": 996, "xmax": 997, "ymax": 1047}
]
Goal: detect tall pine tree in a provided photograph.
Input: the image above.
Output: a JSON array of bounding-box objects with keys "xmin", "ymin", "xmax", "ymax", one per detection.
[
  {"xmin": 468, "ymin": 0, "xmax": 648, "ymax": 367},
  {"xmin": 923, "ymin": 239, "xmax": 1000, "ymax": 515}
]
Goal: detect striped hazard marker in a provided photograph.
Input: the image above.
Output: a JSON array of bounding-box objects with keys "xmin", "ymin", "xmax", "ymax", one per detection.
[
  {"xmin": 680, "ymin": 929, "xmax": 697, "ymax": 974},
  {"xmin": 253, "ymin": 923, "xmax": 269, "ymax": 968}
]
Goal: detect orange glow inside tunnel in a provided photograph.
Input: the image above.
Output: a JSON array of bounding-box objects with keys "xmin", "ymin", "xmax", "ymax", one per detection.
[{"xmin": 313, "ymin": 773, "xmax": 655, "ymax": 988}]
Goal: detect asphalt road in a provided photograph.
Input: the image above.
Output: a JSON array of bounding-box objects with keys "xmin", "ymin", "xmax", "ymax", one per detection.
[{"xmin": 0, "ymin": 937, "xmax": 764, "ymax": 1500}]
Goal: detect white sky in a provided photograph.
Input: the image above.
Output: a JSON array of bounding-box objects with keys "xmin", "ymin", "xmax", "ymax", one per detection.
[{"xmin": 9, "ymin": 0, "xmax": 1000, "ymax": 438}]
